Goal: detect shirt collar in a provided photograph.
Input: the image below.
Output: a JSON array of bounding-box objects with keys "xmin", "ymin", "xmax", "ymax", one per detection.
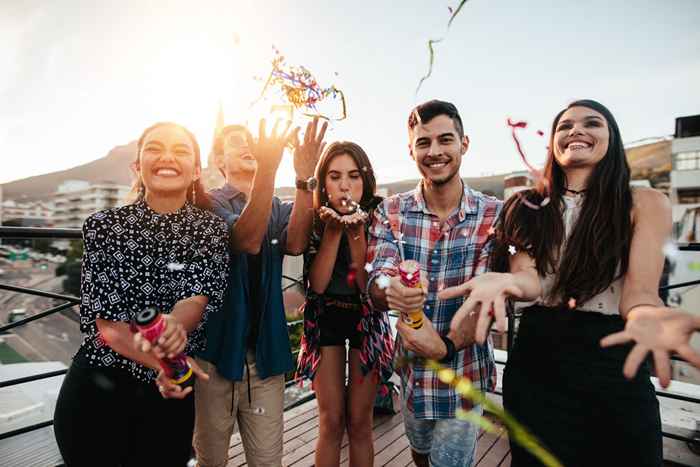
[
  {"xmin": 410, "ymin": 179, "xmax": 476, "ymax": 222},
  {"xmin": 217, "ymin": 183, "xmax": 247, "ymax": 201}
]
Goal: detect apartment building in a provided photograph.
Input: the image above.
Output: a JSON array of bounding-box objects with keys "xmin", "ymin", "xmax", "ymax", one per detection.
[{"xmin": 52, "ymin": 180, "xmax": 130, "ymax": 228}]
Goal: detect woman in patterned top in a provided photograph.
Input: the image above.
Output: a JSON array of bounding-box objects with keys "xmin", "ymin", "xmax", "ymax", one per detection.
[
  {"xmin": 53, "ymin": 122, "xmax": 229, "ymax": 467},
  {"xmin": 296, "ymin": 142, "xmax": 393, "ymax": 467}
]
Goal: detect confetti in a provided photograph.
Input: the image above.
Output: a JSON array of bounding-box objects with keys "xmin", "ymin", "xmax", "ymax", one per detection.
[
  {"xmin": 167, "ymin": 262, "xmax": 185, "ymax": 271},
  {"xmin": 251, "ymin": 46, "xmax": 347, "ymax": 121},
  {"xmin": 508, "ymin": 245, "xmax": 517, "ymax": 256},
  {"xmin": 507, "ymin": 118, "xmax": 551, "ymax": 210},
  {"xmin": 346, "ymin": 266, "xmax": 357, "ymax": 288},
  {"xmin": 376, "ymin": 274, "xmax": 391, "ymax": 290},
  {"xmin": 270, "ymin": 238, "xmax": 279, "ymax": 245},
  {"xmin": 364, "ymin": 262, "xmax": 374, "ymax": 273},
  {"xmin": 567, "ymin": 297, "xmax": 577, "ymax": 309},
  {"xmin": 487, "ymin": 226, "xmax": 496, "ymax": 236},
  {"xmin": 536, "ymin": 129, "xmax": 544, "ymax": 137},
  {"xmin": 415, "ymin": 1, "xmax": 471, "ymax": 94}
]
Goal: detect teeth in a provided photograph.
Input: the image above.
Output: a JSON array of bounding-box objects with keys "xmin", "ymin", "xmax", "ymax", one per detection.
[
  {"xmin": 428, "ymin": 162, "xmax": 447, "ymax": 168},
  {"xmin": 156, "ymin": 168, "xmax": 178, "ymax": 176},
  {"xmin": 567, "ymin": 142, "xmax": 590, "ymax": 150}
]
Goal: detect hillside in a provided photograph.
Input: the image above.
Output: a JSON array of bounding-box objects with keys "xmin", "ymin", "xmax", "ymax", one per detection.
[{"xmin": 1, "ymin": 142, "xmax": 136, "ymax": 201}]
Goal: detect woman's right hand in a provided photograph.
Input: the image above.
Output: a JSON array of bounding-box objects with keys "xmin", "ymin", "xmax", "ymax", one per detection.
[
  {"xmin": 319, "ymin": 206, "xmax": 344, "ymax": 231},
  {"xmin": 439, "ymin": 272, "xmax": 523, "ymax": 344},
  {"xmin": 133, "ymin": 314, "xmax": 187, "ymax": 359},
  {"xmin": 155, "ymin": 356, "xmax": 209, "ymax": 399}
]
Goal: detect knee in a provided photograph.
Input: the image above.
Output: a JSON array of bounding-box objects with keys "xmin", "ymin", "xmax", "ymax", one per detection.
[
  {"xmin": 319, "ymin": 410, "xmax": 345, "ymax": 441},
  {"xmin": 346, "ymin": 412, "xmax": 372, "ymax": 440}
]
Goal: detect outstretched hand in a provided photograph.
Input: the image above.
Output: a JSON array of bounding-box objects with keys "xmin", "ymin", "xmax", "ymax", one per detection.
[
  {"xmin": 246, "ymin": 118, "xmax": 294, "ymax": 175},
  {"xmin": 601, "ymin": 306, "xmax": 700, "ymax": 388},
  {"xmin": 438, "ymin": 272, "xmax": 523, "ymax": 345}
]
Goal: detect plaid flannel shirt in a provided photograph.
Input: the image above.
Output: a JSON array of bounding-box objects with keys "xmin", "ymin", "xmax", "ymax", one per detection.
[{"xmin": 367, "ymin": 181, "xmax": 502, "ymax": 420}]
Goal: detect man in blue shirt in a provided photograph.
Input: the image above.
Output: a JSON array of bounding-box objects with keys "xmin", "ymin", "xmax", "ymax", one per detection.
[{"xmin": 194, "ymin": 118, "xmax": 327, "ymax": 467}]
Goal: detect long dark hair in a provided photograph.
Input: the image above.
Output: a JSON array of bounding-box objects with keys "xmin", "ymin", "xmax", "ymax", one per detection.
[
  {"xmin": 313, "ymin": 141, "xmax": 381, "ymax": 214},
  {"xmin": 492, "ymin": 99, "xmax": 633, "ymax": 305},
  {"xmin": 129, "ymin": 122, "xmax": 212, "ymax": 211}
]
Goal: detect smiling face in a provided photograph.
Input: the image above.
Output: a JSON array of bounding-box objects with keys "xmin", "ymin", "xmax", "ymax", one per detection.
[
  {"xmin": 552, "ymin": 106, "xmax": 610, "ymax": 170},
  {"xmin": 324, "ymin": 153, "xmax": 364, "ymax": 214},
  {"xmin": 136, "ymin": 124, "xmax": 200, "ymax": 199},
  {"xmin": 218, "ymin": 128, "xmax": 256, "ymax": 179},
  {"xmin": 409, "ymin": 114, "xmax": 468, "ymax": 186}
]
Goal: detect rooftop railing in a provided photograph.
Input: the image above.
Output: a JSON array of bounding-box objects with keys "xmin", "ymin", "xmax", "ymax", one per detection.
[{"xmin": 0, "ymin": 226, "xmax": 699, "ymax": 455}]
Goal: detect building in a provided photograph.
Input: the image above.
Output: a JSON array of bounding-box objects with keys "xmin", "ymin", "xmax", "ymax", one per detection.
[
  {"xmin": 52, "ymin": 180, "xmax": 130, "ymax": 228},
  {"xmin": 670, "ymin": 115, "xmax": 700, "ymax": 223},
  {"xmin": 0, "ymin": 199, "xmax": 53, "ymax": 227},
  {"xmin": 503, "ymin": 171, "xmax": 534, "ymax": 200}
]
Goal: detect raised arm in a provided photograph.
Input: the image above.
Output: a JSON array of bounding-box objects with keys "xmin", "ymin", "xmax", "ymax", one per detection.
[
  {"xmin": 285, "ymin": 117, "xmax": 327, "ymax": 255},
  {"xmin": 307, "ymin": 209, "xmax": 344, "ymax": 294},
  {"xmin": 230, "ymin": 119, "xmax": 293, "ymax": 254}
]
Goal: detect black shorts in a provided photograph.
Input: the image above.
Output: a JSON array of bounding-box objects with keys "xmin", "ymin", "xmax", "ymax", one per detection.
[{"xmin": 318, "ymin": 295, "xmax": 363, "ymax": 349}]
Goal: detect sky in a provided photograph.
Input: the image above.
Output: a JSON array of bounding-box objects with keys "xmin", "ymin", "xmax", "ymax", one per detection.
[{"xmin": 1, "ymin": 0, "xmax": 699, "ymax": 187}]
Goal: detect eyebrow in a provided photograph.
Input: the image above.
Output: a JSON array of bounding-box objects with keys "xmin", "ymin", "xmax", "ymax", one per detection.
[
  {"xmin": 172, "ymin": 143, "xmax": 193, "ymax": 151},
  {"xmin": 559, "ymin": 115, "xmax": 605, "ymax": 125}
]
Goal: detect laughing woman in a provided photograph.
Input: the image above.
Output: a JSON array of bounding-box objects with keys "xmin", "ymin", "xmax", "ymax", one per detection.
[
  {"xmin": 440, "ymin": 100, "xmax": 667, "ymax": 466},
  {"xmin": 53, "ymin": 122, "xmax": 229, "ymax": 467}
]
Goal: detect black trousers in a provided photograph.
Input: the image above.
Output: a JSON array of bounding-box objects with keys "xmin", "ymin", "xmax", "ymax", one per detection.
[
  {"xmin": 54, "ymin": 362, "xmax": 195, "ymax": 467},
  {"xmin": 503, "ymin": 306, "xmax": 663, "ymax": 467}
]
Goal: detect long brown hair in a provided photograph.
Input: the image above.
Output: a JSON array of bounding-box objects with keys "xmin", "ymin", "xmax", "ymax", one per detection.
[
  {"xmin": 313, "ymin": 141, "xmax": 380, "ymax": 213},
  {"xmin": 492, "ymin": 100, "xmax": 633, "ymax": 305},
  {"xmin": 128, "ymin": 122, "xmax": 212, "ymax": 211}
]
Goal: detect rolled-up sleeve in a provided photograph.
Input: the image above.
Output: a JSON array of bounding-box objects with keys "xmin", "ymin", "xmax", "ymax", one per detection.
[{"xmin": 367, "ymin": 202, "xmax": 401, "ymax": 293}]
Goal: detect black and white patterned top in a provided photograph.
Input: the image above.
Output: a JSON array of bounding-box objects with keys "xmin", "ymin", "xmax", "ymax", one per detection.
[{"xmin": 74, "ymin": 199, "xmax": 229, "ymax": 382}]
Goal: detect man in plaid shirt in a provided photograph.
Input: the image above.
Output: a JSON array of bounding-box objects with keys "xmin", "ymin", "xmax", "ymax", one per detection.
[{"xmin": 368, "ymin": 100, "xmax": 501, "ymax": 467}]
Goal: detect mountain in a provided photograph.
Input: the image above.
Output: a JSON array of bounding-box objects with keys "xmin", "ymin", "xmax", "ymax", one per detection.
[
  {"xmin": 1, "ymin": 142, "xmax": 137, "ymax": 201},
  {"xmin": 1, "ymin": 138, "xmax": 671, "ymax": 202}
]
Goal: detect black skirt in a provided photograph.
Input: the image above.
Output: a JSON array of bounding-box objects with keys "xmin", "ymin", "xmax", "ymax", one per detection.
[{"xmin": 503, "ymin": 305, "xmax": 662, "ymax": 467}]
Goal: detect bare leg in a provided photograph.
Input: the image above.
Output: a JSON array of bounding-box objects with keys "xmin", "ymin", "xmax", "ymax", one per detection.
[
  {"xmin": 314, "ymin": 346, "xmax": 346, "ymax": 467},
  {"xmin": 411, "ymin": 450, "xmax": 430, "ymax": 467},
  {"xmin": 346, "ymin": 349, "xmax": 377, "ymax": 467}
]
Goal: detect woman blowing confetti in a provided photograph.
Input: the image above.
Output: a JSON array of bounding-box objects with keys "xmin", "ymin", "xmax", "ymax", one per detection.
[
  {"xmin": 296, "ymin": 141, "xmax": 393, "ymax": 467},
  {"xmin": 440, "ymin": 100, "xmax": 667, "ymax": 466}
]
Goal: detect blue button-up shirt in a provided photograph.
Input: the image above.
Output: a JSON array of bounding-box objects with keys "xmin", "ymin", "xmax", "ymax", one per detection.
[{"xmin": 199, "ymin": 184, "xmax": 295, "ymax": 381}]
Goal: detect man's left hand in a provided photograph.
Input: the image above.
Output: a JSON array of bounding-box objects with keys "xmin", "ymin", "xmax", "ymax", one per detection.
[
  {"xmin": 397, "ymin": 315, "xmax": 447, "ymax": 360},
  {"xmin": 292, "ymin": 116, "xmax": 328, "ymax": 179}
]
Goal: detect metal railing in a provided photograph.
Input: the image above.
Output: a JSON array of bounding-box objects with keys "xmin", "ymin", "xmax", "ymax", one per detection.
[{"xmin": 1, "ymin": 227, "xmax": 699, "ymax": 450}]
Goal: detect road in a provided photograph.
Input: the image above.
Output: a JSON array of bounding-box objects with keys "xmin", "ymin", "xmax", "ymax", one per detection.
[{"xmin": 0, "ymin": 266, "xmax": 82, "ymax": 365}]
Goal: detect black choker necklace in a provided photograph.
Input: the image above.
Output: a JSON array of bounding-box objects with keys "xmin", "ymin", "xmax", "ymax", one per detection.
[{"xmin": 564, "ymin": 187, "xmax": 587, "ymax": 195}]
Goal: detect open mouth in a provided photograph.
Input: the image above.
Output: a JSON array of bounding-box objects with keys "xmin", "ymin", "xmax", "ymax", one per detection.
[
  {"xmin": 565, "ymin": 140, "xmax": 592, "ymax": 151},
  {"xmin": 153, "ymin": 167, "xmax": 181, "ymax": 177},
  {"xmin": 425, "ymin": 159, "xmax": 449, "ymax": 169},
  {"xmin": 239, "ymin": 152, "xmax": 255, "ymax": 161}
]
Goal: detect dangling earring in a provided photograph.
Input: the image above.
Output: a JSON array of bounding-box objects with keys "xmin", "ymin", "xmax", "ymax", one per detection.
[
  {"xmin": 138, "ymin": 182, "xmax": 145, "ymax": 200},
  {"xmin": 191, "ymin": 183, "xmax": 196, "ymax": 205}
]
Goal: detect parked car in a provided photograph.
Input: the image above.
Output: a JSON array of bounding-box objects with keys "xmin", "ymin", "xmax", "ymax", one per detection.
[{"xmin": 7, "ymin": 308, "xmax": 27, "ymax": 324}]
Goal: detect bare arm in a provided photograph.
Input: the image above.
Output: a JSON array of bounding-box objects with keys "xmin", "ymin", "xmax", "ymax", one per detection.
[
  {"xmin": 285, "ymin": 117, "xmax": 327, "ymax": 255},
  {"xmin": 619, "ymin": 188, "xmax": 671, "ymax": 318},
  {"xmin": 308, "ymin": 215, "xmax": 343, "ymax": 294},
  {"xmin": 230, "ymin": 119, "xmax": 294, "ymax": 254}
]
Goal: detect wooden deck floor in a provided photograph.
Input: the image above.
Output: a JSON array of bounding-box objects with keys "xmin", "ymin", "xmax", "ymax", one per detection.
[{"xmin": 225, "ymin": 398, "xmax": 511, "ymax": 467}]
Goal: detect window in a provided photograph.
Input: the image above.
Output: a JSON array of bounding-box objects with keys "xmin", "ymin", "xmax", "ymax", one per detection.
[
  {"xmin": 678, "ymin": 188, "xmax": 700, "ymax": 204},
  {"xmin": 674, "ymin": 151, "xmax": 700, "ymax": 170}
]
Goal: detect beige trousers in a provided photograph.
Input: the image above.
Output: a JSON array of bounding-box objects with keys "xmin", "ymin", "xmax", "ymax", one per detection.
[{"xmin": 193, "ymin": 353, "xmax": 285, "ymax": 467}]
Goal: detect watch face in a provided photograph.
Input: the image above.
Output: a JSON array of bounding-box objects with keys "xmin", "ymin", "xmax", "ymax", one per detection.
[{"xmin": 307, "ymin": 177, "xmax": 318, "ymax": 191}]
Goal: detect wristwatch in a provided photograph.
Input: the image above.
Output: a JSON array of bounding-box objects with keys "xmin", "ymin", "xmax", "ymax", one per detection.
[
  {"xmin": 439, "ymin": 335, "xmax": 456, "ymax": 363},
  {"xmin": 295, "ymin": 176, "xmax": 318, "ymax": 192}
]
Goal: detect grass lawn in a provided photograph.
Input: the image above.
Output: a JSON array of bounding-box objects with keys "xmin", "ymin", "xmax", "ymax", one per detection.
[{"xmin": 0, "ymin": 341, "xmax": 28, "ymax": 364}]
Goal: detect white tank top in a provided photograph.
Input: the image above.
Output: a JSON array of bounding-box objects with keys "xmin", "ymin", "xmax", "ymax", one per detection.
[{"xmin": 537, "ymin": 194, "xmax": 622, "ymax": 315}]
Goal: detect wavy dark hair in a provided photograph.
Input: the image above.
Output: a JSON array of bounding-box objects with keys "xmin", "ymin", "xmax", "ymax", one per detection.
[
  {"xmin": 313, "ymin": 141, "xmax": 382, "ymax": 214},
  {"xmin": 129, "ymin": 122, "xmax": 212, "ymax": 211},
  {"xmin": 492, "ymin": 100, "xmax": 633, "ymax": 305}
]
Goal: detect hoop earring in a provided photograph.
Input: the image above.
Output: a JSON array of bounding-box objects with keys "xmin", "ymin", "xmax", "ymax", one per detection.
[{"xmin": 191, "ymin": 183, "xmax": 196, "ymax": 205}]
